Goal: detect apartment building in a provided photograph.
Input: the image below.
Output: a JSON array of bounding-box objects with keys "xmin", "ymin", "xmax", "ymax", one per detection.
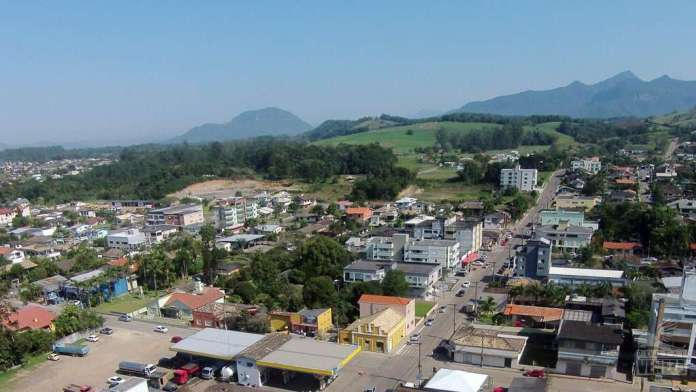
[
  {"xmin": 535, "ymin": 222, "xmax": 594, "ymax": 251},
  {"xmin": 214, "ymin": 197, "xmax": 259, "ymax": 231},
  {"xmin": 147, "ymin": 204, "xmax": 205, "ymax": 233},
  {"xmin": 410, "ymin": 216, "xmax": 483, "ymax": 254},
  {"xmin": 539, "ymin": 209, "xmax": 598, "ymax": 231},
  {"xmin": 106, "ymin": 228, "xmax": 147, "ymax": 250},
  {"xmin": 500, "ymin": 165, "xmax": 538, "ymax": 192},
  {"xmin": 571, "ymin": 157, "xmax": 602, "ymax": 174},
  {"xmin": 515, "ymin": 238, "xmax": 552, "ymax": 279},
  {"xmin": 343, "ymin": 260, "xmax": 440, "ymax": 295},
  {"xmin": 365, "ymin": 233, "xmax": 461, "ymax": 271}
]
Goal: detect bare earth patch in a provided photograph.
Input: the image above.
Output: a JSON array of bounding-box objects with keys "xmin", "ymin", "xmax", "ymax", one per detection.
[
  {"xmin": 169, "ymin": 178, "xmax": 302, "ymax": 200},
  {"xmin": 397, "ymin": 185, "xmax": 423, "ymax": 198}
]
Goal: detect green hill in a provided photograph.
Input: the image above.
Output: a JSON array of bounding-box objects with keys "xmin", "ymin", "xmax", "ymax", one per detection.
[{"xmin": 651, "ymin": 107, "xmax": 696, "ymax": 128}]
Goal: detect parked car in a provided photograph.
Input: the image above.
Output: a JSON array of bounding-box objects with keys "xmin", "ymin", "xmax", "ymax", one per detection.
[
  {"xmin": 456, "ymin": 289, "xmax": 466, "ymax": 297},
  {"xmin": 461, "ymin": 281, "xmax": 471, "ymax": 288},
  {"xmin": 439, "ymin": 305, "xmax": 447, "ymax": 313},
  {"xmin": 86, "ymin": 334, "xmax": 99, "ymax": 342},
  {"xmin": 409, "ymin": 333, "xmax": 421, "ymax": 344},
  {"xmin": 118, "ymin": 314, "xmax": 132, "ymax": 322},
  {"xmin": 154, "ymin": 325, "xmax": 169, "ymax": 333},
  {"xmin": 162, "ymin": 382, "xmax": 179, "ymax": 391},
  {"xmin": 63, "ymin": 384, "xmax": 93, "ymax": 392},
  {"xmin": 200, "ymin": 366, "xmax": 215, "ymax": 380},
  {"xmin": 99, "ymin": 327, "xmax": 113, "ymax": 335},
  {"xmin": 425, "ymin": 319, "xmax": 434, "ymax": 327},
  {"xmin": 47, "ymin": 353, "xmax": 60, "ymax": 361},
  {"xmin": 107, "ymin": 376, "xmax": 125, "ymax": 387},
  {"xmin": 523, "ymin": 369, "xmax": 546, "ymax": 378},
  {"xmin": 170, "ymin": 336, "xmax": 183, "ymax": 343}
]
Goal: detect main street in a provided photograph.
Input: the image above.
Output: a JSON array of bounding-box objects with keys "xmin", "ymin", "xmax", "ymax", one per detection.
[{"xmin": 328, "ymin": 171, "xmax": 565, "ymax": 391}]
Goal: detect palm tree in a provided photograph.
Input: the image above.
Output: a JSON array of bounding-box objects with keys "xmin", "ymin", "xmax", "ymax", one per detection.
[
  {"xmin": 524, "ymin": 283, "xmax": 543, "ymax": 305},
  {"xmin": 479, "ymin": 296, "xmax": 497, "ymax": 314},
  {"xmin": 508, "ymin": 285, "xmax": 524, "ymax": 302}
]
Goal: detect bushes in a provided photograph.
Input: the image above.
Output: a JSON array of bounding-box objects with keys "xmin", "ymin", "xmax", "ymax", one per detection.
[
  {"xmin": 0, "ymin": 328, "xmax": 54, "ymax": 372},
  {"xmin": 53, "ymin": 305, "xmax": 104, "ymax": 338}
]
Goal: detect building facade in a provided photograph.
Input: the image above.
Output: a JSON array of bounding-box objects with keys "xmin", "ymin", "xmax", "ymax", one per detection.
[
  {"xmin": 571, "ymin": 157, "xmax": 602, "ymax": 174},
  {"xmin": 514, "ymin": 238, "xmax": 552, "ymax": 278},
  {"xmin": 106, "ymin": 229, "xmax": 147, "ymax": 250},
  {"xmin": 500, "ymin": 165, "xmax": 538, "ymax": 192},
  {"xmin": 147, "ymin": 204, "xmax": 205, "ymax": 233}
]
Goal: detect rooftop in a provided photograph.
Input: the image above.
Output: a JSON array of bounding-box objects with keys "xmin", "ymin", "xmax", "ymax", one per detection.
[
  {"xmin": 256, "ymin": 336, "xmax": 360, "ymax": 376},
  {"xmin": 344, "ymin": 308, "xmax": 404, "ymax": 333},
  {"xmin": 549, "ymin": 266, "xmax": 624, "ymax": 279},
  {"xmin": 150, "ymin": 204, "xmax": 202, "ymax": 215},
  {"xmin": 503, "ymin": 304, "xmax": 564, "ymax": 322},
  {"xmin": 557, "ymin": 320, "xmax": 623, "ymax": 345},
  {"xmin": 603, "ymin": 241, "xmax": 642, "ymax": 250},
  {"xmin": 165, "ymin": 287, "xmax": 224, "ymax": 310},
  {"xmin": 170, "ymin": 328, "xmax": 265, "ymax": 360},
  {"xmin": 358, "ymin": 294, "xmax": 412, "ymax": 306},
  {"xmin": 2, "ymin": 305, "xmax": 55, "ymax": 331},
  {"xmin": 451, "ymin": 326, "xmax": 527, "ymax": 353},
  {"xmin": 238, "ymin": 333, "xmax": 291, "ymax": 361},
  {"xmin": 424, "ymin": 368, "xmax": 489, "ymax": 392}
]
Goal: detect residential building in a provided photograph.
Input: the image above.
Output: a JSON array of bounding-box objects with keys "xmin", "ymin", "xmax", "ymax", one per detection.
[
  {"xmin": 448, "ymin": 325, "xmax": 528, "ymax": 368},
  {"xmin": 192, "ymin": 302, "xmax": 260, "ymax": 329},
  {"xmin": 268, "ymin": 308, "xmax": 332, "ymax": 337},
  {"xmin": 370, "ymin": 205, "xmax": 398, "ymax": 226},
  {"xmin": 106, "ymin": 228, "xmax": 147, "ymax": 250},
  {"xmin": 484, "ymin": 211, "xmax": 511, "ymax": 231},
  {"xmin": 365, "ymin": 233, "xmax": 461, "ymax": 272},
  {"xmin": 141, "ymin": 224, "xmax": 178, "ymax": 244},
  {"xmin": 503, "ymin": 304, "xmax": 564, "ymax": 329},
  {"xmin": 555, "ymin": 320, "xmax": 622, "ymax": 378},
  {"xmin": 608, "ymin": 189, "xmax": 638, "ymax": 203},
  {"xmin": 147, "ymin": 204, "xmax": 205, "ymax": 233},
  {"xmin": 0, "ymin": 246, "xmax": 25, "ymax": 264},
  {"xmin": 571, "ymin": 157, "xmax": 602, "ymax": 174},
  {"xmin": 342, "ymin": 260, "xmax": 441, "ymax": 295},
  {"xmin": 159, "ymin": 287, "xmax": 225, "ymax": 320},
  {"xmin": 548, "ymin": 267, "xmax": 626, "ymax": 288},
  {"xmin": 500, "ymin": 165, "xmax": 538, "ymax": 192},
  {"xmin": 338, "ymin": 307, "xmax": 405, "ymax": 353},
  {"xmin": 534, "ymin": 223, "xmax": 594, "ymax": 251},
  {"xmin": 602, "ymin": 241, "xmax": 642, "ymax": 259},
  {"xmin": 1, "ymin": 305, "xmax": 56, "ymax": 332},
  {"xmin": 394, "ymin": 197, "xmax": 417, "ymax": 210},
  {"xmin": 32, "ymin": 275, "xmax": 68, "ymax": 303},
  {"xmin": 345, "ymin": 207, "xmax": 373, "ymax": 222},
  {"xmin": 214, "ymin": 197, "xmax": 259, "ymax": 231},
  {"xmin": 0, "ymin": 207, "xmax": 16, "ymax": 226},
  {"xmin": 538, "ymin": 209, "xmax": 598, "ymax": 231},
  {"xmin": 358, "ymin": 294, "xmax": 416, "ymax": 333},
  {"xmin": 564, "ymin": 295, "xmax": 626, "ymax": 328},
  {"xmin": 254, "ymin": 224, "xmax": 283, "ymax": 235},
  {"xmin": 553, "ymin": 195, "xmax": 601, "ymax": 211},
  {"xmin": 668, "ymin": 199, "xmax": 696, "ymax": 215},
  {"xmin": 514, "ymin": 238, "xmax": 552, "ymax": 278},
  {"xmin": 410, "ymin": 217, "xmax": 483, "ymax": 254}
]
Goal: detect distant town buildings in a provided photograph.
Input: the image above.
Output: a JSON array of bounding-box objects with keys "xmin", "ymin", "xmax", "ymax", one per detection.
[{"xmin": 571, "ymin": 157, "xmax": 602, "ymax": 174}]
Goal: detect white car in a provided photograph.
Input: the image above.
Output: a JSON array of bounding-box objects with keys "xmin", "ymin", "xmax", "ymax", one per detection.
[
  {"xmin": 86, "ymin": 334, "xmax": 99, "ymax": 342},
  {"xmin": 425, "ymin": 319, "xmax": 434, "ymax": 327},
  {"xmin": 409, "ymin": 333, "xmax": 421, "ymax": 344},
  {"xmin": 154, "ymin": 325, "xmax": 169, "ymax": 333},
  {"xmin": 107, "ymin": 376, "xmax": 125, "ymax": 386},
  {"xmin": 461, "ymin": 281, "xmax": 471, "ymax": 289}
]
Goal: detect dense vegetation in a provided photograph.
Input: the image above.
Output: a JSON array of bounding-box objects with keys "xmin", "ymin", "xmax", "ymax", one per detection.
[
  {"xmin": 557, "ymin": 119, "xmax": 650, "ymax": 144},
  {"xmin": 435, "ymin": 124, "xmax": 556, "ymax": 152},
  {"xmin": 0, "ymin": 140, "xmax": 412, "ymax": 203},
  {"xmin": 0, "ymin": 145, "xmax": 123, "ymax": 163}
]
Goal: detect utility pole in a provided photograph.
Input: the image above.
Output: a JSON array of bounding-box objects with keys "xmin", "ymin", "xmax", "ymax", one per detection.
[{"xmin": 417, "ymin": 341, "xmax": 422, "ymax": 388}]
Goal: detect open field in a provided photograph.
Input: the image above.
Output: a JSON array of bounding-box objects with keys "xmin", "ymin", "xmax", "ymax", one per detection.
[
  {"xmin": 94, "ymin": 292, "xmax": 160, "ymax": 314},
  {"xmin": 169, "ymin": 178, "xmax": 304, "ymax": 200}
]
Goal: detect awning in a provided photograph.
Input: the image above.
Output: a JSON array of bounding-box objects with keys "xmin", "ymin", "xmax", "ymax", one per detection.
[{"xmin": 460, "ymin": 252, "xmax": 479, "ymax": 266}]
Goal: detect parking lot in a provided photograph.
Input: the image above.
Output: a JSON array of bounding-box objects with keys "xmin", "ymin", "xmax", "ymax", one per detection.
[{"xmin": 7, "ymin": 316, "xmax": 195, "ymax": 391}]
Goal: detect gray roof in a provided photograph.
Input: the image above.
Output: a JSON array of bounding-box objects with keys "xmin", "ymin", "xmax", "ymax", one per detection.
[
  {"xmin": 33, "ymin": 275, "xmax": 68, "ymax": 292},
  {"xmin": 344, "ymin": 260, "xmax": 385, "ymax": 272},
  {"xmin": 537, "ymin": 224, "xmax": 594, "ymax": 235},
  {"xmin": 256, "ymin": 336, "xmax": 359, "ymax": 375},
  {"xmin": 150, "ymin": 204, "xmax": 202, "ymax": 215},
  {"xmin": 108, "ymin": 378, "xmax": 147, "ymax": 391},
  {"xmin": 395, "ymin": 262, "xmax": 439, "ymax": 276},
  {"xmin": 217, "ymin": 234, "xmax": 264, "ymax": 243},
  {"xmin": 410, "ymin": 239, "xmax": 459, "ymax": 247},
  {"xmin": 70, "ymin": 268, "xmax": 105, "ymax": 284},
  {"xmin": 141, "ymin": 224, "xmax": 178, "ymax": 233},
  {"xmin": 170, "ymin": 328, "xmax": 265, "ymax": 360},
  {"xmin": 299, "ymin": 308, "xmax": 329, "ymax": 319}
]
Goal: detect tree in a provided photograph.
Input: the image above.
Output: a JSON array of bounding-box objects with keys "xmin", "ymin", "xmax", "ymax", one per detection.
[
  {"xmin": 303, "ymin": 276, "xmax": 338, "ymax": 309},
  {"xmin": 479, "ymin": 296, "xmax": 497, "ymax": 314},
  {"xmin": 456, "ymin": 160, "xmax": 484, "ymax": 185},
  {"xmin": 20, "ymin": 284, "xmax": 41, "ymax": 302},
  {"xmin": 381, "ymin": 270, "xmax": 409, "ymax": 297},
  {"xmin": 234, "ymin": 281, "xmax": 259, "ymax": 304},
  {"xmin": 295, "ymin": 236, "xmax": 353, "ymax": 280}
]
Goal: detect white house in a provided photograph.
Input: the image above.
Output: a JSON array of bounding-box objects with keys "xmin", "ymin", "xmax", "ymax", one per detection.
[{"xmin": 106, "ymin": 229, "xmax": 147, "ymax": 250}]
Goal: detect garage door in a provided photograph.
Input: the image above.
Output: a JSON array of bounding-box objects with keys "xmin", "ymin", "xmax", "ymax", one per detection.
[
  {"xmin": 566, "ymin": 361, "xmax": 582, "ymax": 376},
  {"xmin": 483, "ymin": 356, "xmax": 506, "ymax": 367},
  {"xmin": 590, "ymin": 365, "xmax": 606, "ymax": 378}
]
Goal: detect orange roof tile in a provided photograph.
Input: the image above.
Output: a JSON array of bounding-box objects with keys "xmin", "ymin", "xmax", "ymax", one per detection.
[
  {"xmin": 346, "ymin": 207, "xmax": 372, "ymax": 216},
  {"xmin": 503, "ymin": 304, "xmax": 563, "ymax": 322},
  {"xmin": 0, "ymin": 246, "xmax": 12, "ymax": 256},
  {"xmin": 603, "ymin": 241, "xmax": 642, "ymax": 250},
  {"xmin": 3, "ymin": 305, "xmax": 55, "ymax": 331},
  {"xmin": 690, "ymin": 243, "xmax": 696, "ymax": 251},
  {"xmin": 165, "ymin": 287, "xmax": 224, "ymax": 310},
  {"xmin": 107, "ymin": 257, "xmax": 129, "ymax": 267},
  {"xmin": 358, "ymin": 294, "xmax": 412, "ymax": 306}
]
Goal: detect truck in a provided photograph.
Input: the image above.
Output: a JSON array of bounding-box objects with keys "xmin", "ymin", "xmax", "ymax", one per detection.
[
  {"xmin": 53, "ymin": 343, "xmax": 89, "ymax": 357},
  {"xmin": 147, "ymin": 370, "xmax": 172, "ymax": 389},
  {"xmin": 118, "ymin": 361, "xmax": 158, "ymax": 377},
  {"xmin": 62, "ymin": 384, "xmax": 93, "ymax": 392},
  {"xmin": 173, "ymin": 362, "xmax": 200, "ymax": 384},
  {"xmin": 108, "ymin": 378, "xmax": 148, "ymax": 392}
]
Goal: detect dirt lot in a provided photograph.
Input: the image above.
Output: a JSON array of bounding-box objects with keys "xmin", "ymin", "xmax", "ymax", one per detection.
[
  {"xmin": 169, "ymin": 179, "xmax": 303, "ymax": 200},
  {"xmin": 7, "ymin": 319, "xmax": 194, "ymax": 391}
]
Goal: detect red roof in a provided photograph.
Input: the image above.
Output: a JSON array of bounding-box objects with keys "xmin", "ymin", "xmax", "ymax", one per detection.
[
  {"xmin": 358, "ymin": 294, "xmax": 412, "ymax": 306},
  {"xmin": 0, "ymin": 208, "xmax": 14, "ymax": 215},
  {"xmin": 165, "ymin": 287, "xmax": 224, "ymax": 310},
  {"xmin": 346, "ymin": 207, "xmax": 373, "ymax": 218},
  {"xmin": 3, "ymin": 305, "xmax": 55, "ymax": 331},
  {"xmin": 690, "ymin": 243, "xmax": 696, "ymax": 251},
  {"xmin": 503, "ymin": 304, "xmax": 564, "ymax": 322},
  {"xmin": 603, "ymin": 241, "xmax": 642, "ymax": 251},
  {"xmin": 0, "ymin": 246, "xmax": 12, "ymax": 256},
  {"xmin": 108, "ymin": 257, "xmax": 129, "ymax": 268}
]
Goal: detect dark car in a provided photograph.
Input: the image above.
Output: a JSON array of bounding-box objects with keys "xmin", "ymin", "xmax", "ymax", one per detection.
[
  {"xmin": 99, "ymin": 327, "xmax": 114, "ymax": 335},
  {"xmin": 162, "ymin": 382, "xmax": 178, "ymax": 391},
  {"xmin": 170, "ymin": 336, "xmax": 183, "ymax": 343},
  {"xmin": 523, "ymin": 369, "xmax": 546, "ymax": 378}
]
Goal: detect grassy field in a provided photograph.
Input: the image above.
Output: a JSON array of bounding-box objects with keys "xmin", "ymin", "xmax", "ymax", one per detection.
[
  {"xmin": 0, "ymin": 352, "xmax": 48, "ymax": 389},
  {"xmin": 94, "ymin": 292, "xmax": 159, "ymax": 314},
  {"xmin": 415, "ymin": 300, "xmax": 436, "ymax": 318}
]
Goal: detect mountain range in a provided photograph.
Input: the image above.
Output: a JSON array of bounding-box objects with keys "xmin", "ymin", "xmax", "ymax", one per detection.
[
  {"xmin": 456, "ymin": 71, "xmax": 696, "ymax": 118},
  {"xmin": 175, "ymin": 107, "xmax": 312, "ymax": 143}
]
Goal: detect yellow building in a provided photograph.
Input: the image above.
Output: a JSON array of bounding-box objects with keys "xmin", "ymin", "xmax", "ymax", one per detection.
[
  {"xmin": 339, "ymin": 308, "xmax": 405, "ymax": 353},
  {"xmin": 553, "ymin": 195, "xmax": 600, "ymax": 211},
  {"xmin": 268, "ymin": 308, "xmax": 332, "ymax": 337}
]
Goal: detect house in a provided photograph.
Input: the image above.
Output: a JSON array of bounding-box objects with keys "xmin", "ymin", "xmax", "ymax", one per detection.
[
  {"xmin": 394, "ymin": 197, "xmax": 417, "ymax": 210},
  {"xmin": 548, "ymin": 267, "xmax": 626, "ymax": 288},
  {"xmin": 0, "ymin": 207, "xmax": 17, "ymax": 226},
  {"xmin": 32, "ymin": 275, "xmax": 69, "ymax": 303},
  {"xmin": 571, "ymin": 157, "xmax": 602, "ymax": 174},
  {"xmin": 483, "ymin": 211, "xmax": 511, "ymax": 231},
  {"xmin": 216, "ymin": 234, "xmax": 265, "ymax": 251},
  {"xmin": 18, "ymin": 236, "xmax": 61, "ymax": 259},
  {"xmin": 500, "ymin": 165, "xmax": 537, "ymax": 192},
  {"xmin": 343, "ymin": 260, "xmax": 441, "ymax": 296},
  {"xmin": 555, "ymin": 320, "xmax": 622, "ymax": 378},
  {"xmin": 514, "ymin": 238, "xmax": 552, "ymax": 279},
  {"xmin": 338, "ymin": 307, "xmax": 405, "ymax": 353},
  {"xmin": 191, "ymin": 302, "xmax": 260, "ymax": 329},
  {"xmin": 358, "ymin": 294, "xmax": 416, "ymax": 333},
  {"xmin": 534, "ymin": 223, "xmax": 593, "ymax": 251},
  {"xmin": 106, "ymin": 228, "xmax": 147, "ymax": 250},
  {"xmin": 216, "ymin": 262, "xmax": 242, "ymax": 277},
  {"xmin": 564, "ymin": 295, "xmax": 625, "ymax": 328},
  {"xmin": 345, "ymin": 237, "xmax": 366, "ymax": 253},
  {"xmin": 147, "ymin": 204, "xmax": 205, "ymax": 233},
  {"xmin": 336, "ymin": 200, "xmax": 354, "ymax": 211},
  {"xmin": 254, "ymin": 224, "xmax": 283, "ymax": 235},
  {"xmin": 345, "ymin": 207, "xmax": 373, "ymax": 222},
  {"xmin": 160, "ymin": 286, "xmax": 225, "ymax": 320},
  {"xmin": 668, "ymin": 199, "xmax": 696, "ymax": 215},
  {"xmin": 2, "ymin": 305, "xmax": 56, "ymax": 332},
  {"xmin": 370, "ymin": 205, "xmax": 399, "ymax": 226},
  {"xmin": 268, "ymin": 308, "xmax": 332, "ymax": 336},
  {"xmin": 503, "ymin": 304, "xmax": 564, "ymax": 329},
  {"xmin": 448, "ymin": 325, "xmax": 528, "ymax": 368},
  {"xmin": 655, "ymin": 163, "xmax": 678, "ymax": 178},
  {"xmin": 458, "ymin": 201, "xmax": 485, "ymax": 216},
  {"xmin": 657, "ymin": 182, "xmax": 684, "ymax": 202},
  {"xmin": 553, "ymin": 195, "xmax": 601, "ymax": 211},
  {"xmin": 141, "ymin": 224, "xmax": 178, "ymax": 244},
  {"xmin": 538, "ymin": 209, "xmax": 598, "ymax": 231},
  {"xmin": 608, "ymin": 189, "xmax": 637, "ymax": 203},
  {"xmin": 0, "ymin": 246, "xmax": 25, "ymax": 264},
  {"xmin": 602, "ymin": 241, "xmax": 642, "ymax": 259}
]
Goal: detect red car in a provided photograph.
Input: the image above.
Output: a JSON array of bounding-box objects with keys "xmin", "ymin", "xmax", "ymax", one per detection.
[
  {"xmin": 170, "ymin": 336, "xmax": 183, "ymax": 343},
  {"xmin": 523, "ymin": 369, "xmax": 546, "ymax": 378}
]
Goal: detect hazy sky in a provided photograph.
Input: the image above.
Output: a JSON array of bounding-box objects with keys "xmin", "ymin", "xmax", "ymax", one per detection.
[{"xmin": 2, "ymin": 1, "xmax": 696, "ymax": 146}]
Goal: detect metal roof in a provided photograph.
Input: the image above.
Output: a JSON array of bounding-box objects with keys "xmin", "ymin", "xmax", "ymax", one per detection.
[
  {"xmin": 170, "ymin": 328, "xmax": 265, "ymax": 360},
  {"xmin": 256, "ymin": 336, "xmax": 360, "ymax": 376}
]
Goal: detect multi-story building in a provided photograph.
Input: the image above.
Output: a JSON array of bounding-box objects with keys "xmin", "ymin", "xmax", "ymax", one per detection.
[
  {"xmin": 571, "ymin": 157, "xmax": 602, "ymax": 174},
  {"xmin": 410, "ymin": 216, "xmax": 483, "ymax": 254},
  {"xmin": 268, "ymin": 308, "xmax": 332, "ymax": 337},
  {"xmin": 343, "ymin": 260, "xmax": 440, "ymax": 295},
  {"xmin": 500, "ymin": 165, "xmax": 538, "ymax": 192},
  {"xmin": 555, "ymin": 320, "xmax": 622, "ymax": 378},
  {"xmin": 515, "ymin": 238, "xmax": 552, "ymax": 279},
  {"xmin": 0, "ymin": 208, "xmax": 17, "ymax": 226},
  {"xmin": 358, "ymin": 294, "xmax": 416, "ymax": 333},
  {"xmin": 141, "ymin": 224, "xmax": 178, "ymax": 244},
  {"xmin": 552, "ymin": 195, "xmax": 601, "ymax": 211},
  {"xmin": 538, "ymin": 209, "xmax": 598, "ymax": 231},
  {"xmin": 214, "ymin": 197, "xmax": 259, "ymax": 231},
  {"xmin": 106, "ymin": 228, "xmax": 147, "ymax": 250},
  {"xmin": 147, "ymin": 204, "xmax": 205, "ymax": 233},
  {"xmin": 338, "ymin": 308, "xmax": 405, "ymax": 353},
  {"xmin": 535, "ymin": 222, "xmax": 594, "ymax": 252},
  {"xmin": 365, "ymin": 233, "xmax": 461, "ymax": 272},
  {"xmin": 548, "ymin": 267, "xmax": 626, "ymax": 288}
]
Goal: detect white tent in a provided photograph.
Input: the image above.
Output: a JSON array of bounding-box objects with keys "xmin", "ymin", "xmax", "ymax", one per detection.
[{"xmin": 424, "ymin": 368, "xmax": 489, "ymax": 392}]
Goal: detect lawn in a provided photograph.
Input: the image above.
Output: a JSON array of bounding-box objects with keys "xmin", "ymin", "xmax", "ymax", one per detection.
[
  {"xmin": 415, "ymin": 300, "xmax": 436, "ymax": 318},
  {"xmin": 0, "ymin": 352, "xmax": 48, "ymax": 389},
  {"xmin": 94, "ymin": 292, "xmax": 159, "ymax": 314},
  {"xmin": 414, "ymin": 181, "xmax": 495, "ymax": 202}
]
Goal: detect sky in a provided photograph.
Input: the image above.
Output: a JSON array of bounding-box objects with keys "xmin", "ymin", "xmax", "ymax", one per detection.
[{"xmin": 1, "ymin": 1, "xmax": 696, "ymax": 146}]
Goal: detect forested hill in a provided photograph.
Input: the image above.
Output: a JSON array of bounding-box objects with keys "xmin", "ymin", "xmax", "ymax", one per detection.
[
  {"xmin": 0, "ymin": 145, "xmax": 122, "ymax": 162},
  {"xmin": 0, "ymin": 140, "xmax": 412, "ymax": 203}
]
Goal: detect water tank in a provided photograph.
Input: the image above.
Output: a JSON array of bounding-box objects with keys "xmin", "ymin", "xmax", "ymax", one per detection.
[{"xmin": 220, "ymin": 366, "xmax": 234, "ymax": 382}]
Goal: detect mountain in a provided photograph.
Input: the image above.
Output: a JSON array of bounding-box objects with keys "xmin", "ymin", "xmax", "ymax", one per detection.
[
  {"xmin": 455, "ymin": 71, "xmax": 696, "ymax": 118},
  {"xmin": 177, "ymin": 107, "xmax": 312, "ymax": 143}
]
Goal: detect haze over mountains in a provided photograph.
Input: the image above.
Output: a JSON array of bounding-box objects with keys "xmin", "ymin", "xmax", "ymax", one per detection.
[
  {"xmin": 175, "ymin": 107, "xmax": 312, "ymax": 143},
  {"xmin": 455, "ymin": 71, "xmax": 696, "ymax": 118}
]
